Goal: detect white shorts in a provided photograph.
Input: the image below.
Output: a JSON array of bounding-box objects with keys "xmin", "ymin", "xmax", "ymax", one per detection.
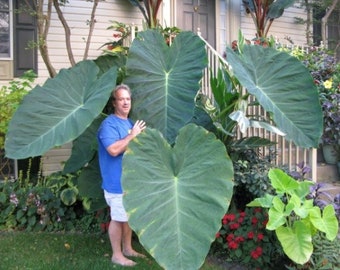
[{"xmin": 104, "ymin": 191, "xmax": 128, "ymax": 222}]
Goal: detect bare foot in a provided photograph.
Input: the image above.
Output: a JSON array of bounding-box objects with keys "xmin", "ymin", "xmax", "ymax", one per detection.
[
  {"xmin": 123, "ymin": 249, "xmax": 146, "ymax": 258},
  {"xmin": 111, "ymin": 255, "xmax": 137, "ymax": 267}
]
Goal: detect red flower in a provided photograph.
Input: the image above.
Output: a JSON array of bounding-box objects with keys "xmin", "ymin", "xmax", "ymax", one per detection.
[
  {"xmin": 257, "ymin": 233, "xmax": 264, "ymax": 241},
  {"xmin": 215, "ymin": 232, "xmax": 220, "ymax": 238},
  {"xmin": 238, "ymin": 217, "xmax": 244, "ymax": 223},
  {"xmin": 239, "ymin": 211, "xmax": 246, "ymax": 217},
  {"xmin": 228, "ymin": 241, "xmax": 239, "ymax": 249},
  {"xmin": 251, "ymin": 250, "xmax": 260, "ymax": 259},
  {"xmin": 112, "ymin": 33, "xmax": 122, "ymax": 38},
  {"xmin": 247, "ymin": 231, "xmax": 254, "ymax": 239},
  {"xmin": 251, "ymin": 217, "xmax": 258, "ymax": 225},
  {"xmin": 222, "ymin": 214, "xmax": 235, "ymax": 224},
  {"xmin": 229, "ymin": 222, "xmax": 240, "ymax": 230},
  {"xmin": 226, "ymin": 213, "xmax": 236, "ymax": 221},
  {"xmin": 235, "ymin": 236, "xmax": 245, "ymax": 243},
  {"xmin": 250, "ymin": 246, "xmax": 263, "ymax": 259},
  {"xmin": 226, "ymin": 234, "xmax": 234, "ymax": 242}
]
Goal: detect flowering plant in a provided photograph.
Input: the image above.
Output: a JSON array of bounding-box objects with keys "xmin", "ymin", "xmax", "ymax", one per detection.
[
  {"xmin": 301, "ymin": 47, "xmax": 340, "ymax": 149},
  {"xmin": 101, "ymin": 21, "xmax": 132, "ymax": 55},
  {"xmin": 319, "ymin": 78, "xmax": 340, "ymax": 137},
  {"xmin": 216, "ymin": 206, "xmax": 282, "ymax": 269}
]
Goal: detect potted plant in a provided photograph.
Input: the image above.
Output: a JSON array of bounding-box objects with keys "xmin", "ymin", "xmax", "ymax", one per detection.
[{"xmin": 319, "ymin": 69, "xmax": 340, "ymax": 166}]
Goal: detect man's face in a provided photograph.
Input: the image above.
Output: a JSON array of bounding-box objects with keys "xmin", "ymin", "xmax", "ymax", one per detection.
[{"xmin": 113, "ymin": 89, "xmax": 131, "ymax": 118}]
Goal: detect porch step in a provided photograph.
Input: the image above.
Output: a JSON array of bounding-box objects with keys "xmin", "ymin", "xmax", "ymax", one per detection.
[{"xmin": 316, "ymin": 163, "xmax": 340, "ymax": 183}]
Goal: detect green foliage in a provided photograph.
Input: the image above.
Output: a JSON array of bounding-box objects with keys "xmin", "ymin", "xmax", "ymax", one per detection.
[
  {"xmin": 243, "ymin": 0, "xmax": 295, "ymax": 39},
  {"xmin": 216, "ymin": 207, "xmax": 283, "ymax": 269},
  {"xmin": 122, "ymin": 124, "xmax": 234, "ymax": 270},
  {"xmin": 232, "ymin": 149, "xmax": 276, "ymax": 209},
  {"xmin": 4, "ymin": 61, "xmax": 118, "ymax": 159},
  {"xmin": 100, "ymin": 20, "xmax": 131, "ymax": 55},
  {"xmin": 282, "ymin": 46, "xmax": 340, "ymax": 155},
  {"xmin": 0, "ymin": 171, "xmax": 105, "ymax": 232},
  {"xmin": 125, "ymin": 30, "xmax": 207, "ymax": 144},
  {"xmin": 247, "ymin": 168, "xmax": 339, "ymax": 265},
  {"xmin": 226, "ymin": 42, "xmax": 323, "ymax": 148},
  {"xmin": 306, "ymin": 232, "xmax": 340, "ymax": 269},
  {"xmin": 285, "ymin": 232, "xmax": 340, "ymax": 270},
  {"xmin": 3, "ymin": 28, "xmax": 325, "ymax": 269},
  {"xmin": 0, "ymin": 70, "xmax": 36, "ymax": 149}
]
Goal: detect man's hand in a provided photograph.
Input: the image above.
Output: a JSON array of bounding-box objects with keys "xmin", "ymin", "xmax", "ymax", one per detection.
[{"xmin": 130, "ymin": 120, "xmax": 146, "ymax": 137}]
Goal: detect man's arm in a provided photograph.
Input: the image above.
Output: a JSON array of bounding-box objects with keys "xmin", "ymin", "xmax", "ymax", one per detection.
[{"xmin": 106, "ymin": 120, "xmax": 146, "ymax": 156}]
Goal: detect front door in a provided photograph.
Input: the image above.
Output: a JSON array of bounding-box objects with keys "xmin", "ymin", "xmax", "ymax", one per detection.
[{"xmin": 176, "ymin": 0, "xmax": 216, "ymax": 48}]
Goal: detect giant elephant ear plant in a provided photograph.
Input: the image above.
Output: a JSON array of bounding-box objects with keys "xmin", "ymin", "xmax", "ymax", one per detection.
[{"xmin": 5, "ymin": 28, "xmax": 323, "ymax": 269}]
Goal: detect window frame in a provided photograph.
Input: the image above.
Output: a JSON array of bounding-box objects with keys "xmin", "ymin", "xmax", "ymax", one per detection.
[{"xmin": 0, "ymin": 0, "xmax": 13, "ymax": 60}]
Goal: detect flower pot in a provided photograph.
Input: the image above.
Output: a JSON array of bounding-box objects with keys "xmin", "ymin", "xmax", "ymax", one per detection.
[{"xmin": 322, "ymin": 144, "xmax": 338, "ymax": 165}]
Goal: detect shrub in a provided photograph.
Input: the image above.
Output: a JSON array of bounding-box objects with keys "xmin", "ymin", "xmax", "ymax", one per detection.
[
  {"xmin": 216, "ymin": 207, "xmax": 283, "ymax": 269},
  {"xmin": 232, "ymin": 149, "xmax": 276, "ymax": 209},
  {"xmin": 0, "ymin": 70, "xmax": 36, "ymax": 179},
  {"xmin": 0, "ymin": 170, "xmax": 108, "ymax": 232}
]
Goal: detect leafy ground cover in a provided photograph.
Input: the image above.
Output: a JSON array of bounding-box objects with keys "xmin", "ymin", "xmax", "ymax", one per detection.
[{"xmin": 0, "ymin": 232, "xmax": 223, "ymax": 270}]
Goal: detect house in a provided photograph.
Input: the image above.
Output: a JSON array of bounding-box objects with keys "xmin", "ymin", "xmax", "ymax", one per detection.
[{"xmin": 0, "ymin": 0, "xmax": 334, "ymax": 179}]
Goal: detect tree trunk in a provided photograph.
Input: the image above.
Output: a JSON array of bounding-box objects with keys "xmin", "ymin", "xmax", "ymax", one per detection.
[
  {"xmin": 321, "ymin": 0, "xmax": 339, "ymax": 47},
  {"xmin": 53, "ymin": 0, "xmax": 76, "ymax": 66},
  {"xmin": 304, "ymin": 0, "xmax": 312, "ymax": 45},
  {"xmin": 83, "ymin": 0, "xmax": 100, "ymax": 60},
  {"xmin": 33, "ymin": 0, "xmax": 57, "ymax": 77}
]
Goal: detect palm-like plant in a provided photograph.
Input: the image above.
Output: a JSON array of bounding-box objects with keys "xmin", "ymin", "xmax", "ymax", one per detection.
[
  {"xmin": 128, "ymin": 0, "xmax": 163, "ymax": 28},
  {"xmin": 243, "ymin": 0, "xmax": 295, "ymax": 41}
]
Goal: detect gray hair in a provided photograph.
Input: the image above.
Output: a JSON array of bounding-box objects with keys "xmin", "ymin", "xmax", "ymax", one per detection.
[{"xmin": 112, "ymin": 84, "xmax": 131, "ymax": 99}]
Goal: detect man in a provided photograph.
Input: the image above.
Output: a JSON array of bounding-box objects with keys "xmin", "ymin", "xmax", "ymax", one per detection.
[{"xmin": 97, "ymin": 84, "xmax": 146, "ymax": 266}]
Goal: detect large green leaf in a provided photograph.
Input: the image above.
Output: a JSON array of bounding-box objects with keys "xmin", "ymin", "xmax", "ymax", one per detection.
[
  {"xmin": 267, "ymin": 0, "xmax": 295, "ymax": 19},
  {"xmin": 77, "ymin": 155, "xmax": 106, "ymax": 211},
  {"xmin": 269, "ymin": 168, "xmax": 299, "ymax": 194},
  {"xmin": 122, "ymin": 124, "xmax": 234, "ymax": 270},
  {"xmin": 276, "ymin": 221, "xmax": 313, "ymax": 265},
  {"xmin": 63, "ymin": 115, "xmax": 105, "ymax": 174},
  {"xmin": 226, "ymin": 45, "xmax": 322, "ymax": 148},
  {"xmin": 124, "ymin": 30, "xmax": 207, "ymax": 144},
  {"xmin": 60, "ymin": 187, "xmax": 78, "ymax": 206},
  {"xmin": 5, "ymin": 61, "xmax": 117, "ymax": 159},
  {"xmin": 309, "ymin": 205, "xmax": 339, "ymax": 241}
]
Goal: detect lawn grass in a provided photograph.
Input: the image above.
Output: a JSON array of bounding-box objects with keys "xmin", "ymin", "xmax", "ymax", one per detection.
[{"xmin": 0, "ymin": 231, "xmax": 222, "ymax": 270}]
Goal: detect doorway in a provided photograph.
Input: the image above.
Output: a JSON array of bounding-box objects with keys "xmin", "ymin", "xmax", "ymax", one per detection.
[{"xmin": 176, "ymin": 0, "xmax": 216, "ymax": 48}]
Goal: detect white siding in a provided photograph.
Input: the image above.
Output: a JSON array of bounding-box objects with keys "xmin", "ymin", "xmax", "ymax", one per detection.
[
  {"xmin": 36, "ymin": 0, "xmax": 144, "ymax": 85},
  {"xmin": 41, "ymin": 142, "xmax": 72, "ymax": 176}
]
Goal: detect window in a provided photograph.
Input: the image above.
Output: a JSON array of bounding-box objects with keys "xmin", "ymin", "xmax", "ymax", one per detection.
[
  {"xmin": 0, "ymin": 0, "xmax": 12, "ymax": 59},
  {"xmin": 0, "ymin": 0, "xmax": 37, "ymax": 79}
]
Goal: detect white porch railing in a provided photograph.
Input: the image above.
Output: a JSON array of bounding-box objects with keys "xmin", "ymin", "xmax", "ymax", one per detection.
[{"xmin": 197, "ymin": 34, "xmax": 318, "ymax": 181}]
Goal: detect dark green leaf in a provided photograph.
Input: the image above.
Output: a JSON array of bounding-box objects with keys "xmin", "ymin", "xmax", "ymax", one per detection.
[
  {"xmin": 5, "ymin": 61, "xmax": 117, "ymax": 159},
  {"xmin": 122, "ymin": 124, "xmax": 234, "ymax": 270},
  {"xmin": 125, "ymin": 30, "xmax": 207, "ymax": 144},
  {"xmin": 226, "ymin": 45, "xmax": 322, "ymax": 148}
]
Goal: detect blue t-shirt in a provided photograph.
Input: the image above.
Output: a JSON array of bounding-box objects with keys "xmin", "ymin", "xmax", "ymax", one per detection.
[{"xmin": 97, "ymin": 114, "xmax": 133, "ymax": 194}]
